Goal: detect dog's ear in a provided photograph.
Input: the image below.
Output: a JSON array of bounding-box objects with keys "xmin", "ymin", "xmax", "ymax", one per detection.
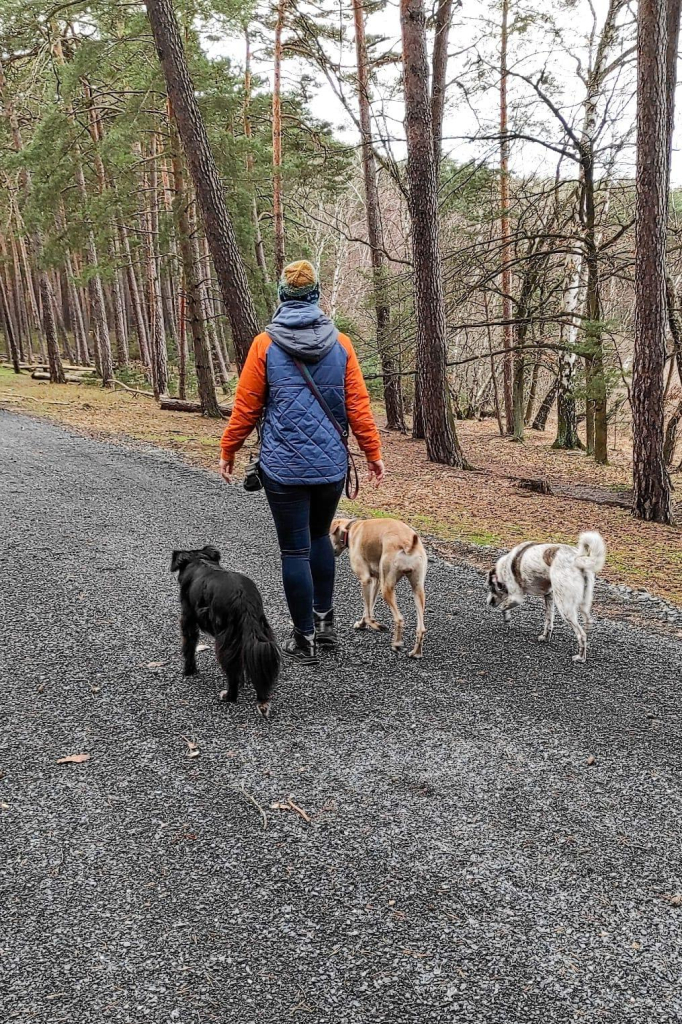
[
  {"xmin": 201, "ymin": 545, "xmax": 221, "ymax": 564},
  {"xmin": 171, "ymin": 550, "xmax": 189, "ymax": 573}
]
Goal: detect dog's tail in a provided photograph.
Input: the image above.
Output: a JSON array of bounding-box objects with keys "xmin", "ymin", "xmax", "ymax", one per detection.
[
  {"xmin": 241, "ymin": 611, "xmax": 280, "ymax": 714},
  {"xmin": 574, "ymin": 531, "xmax": 606, "ymax": 573}
]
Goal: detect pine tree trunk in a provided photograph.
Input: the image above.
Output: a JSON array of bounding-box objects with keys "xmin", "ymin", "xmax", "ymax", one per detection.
[
  {"xmin": 39, "ymin": 274, "xmax": 66, "ymax": 383},
  {"xmin": 148, "ymin": 137, "xmax": 169, "ymax": 394},
  {"xmin": 117, "ymin": 215, "xmax": 151, "ymax": 366},
  {"xmin": 244, "ymin": 29, "xmax": 271, "ymax": 288},
  {"xmin": 431, "ymin": 0, "xmax": 454, "ymax": 166},
  {"xmin": 353, "ymin": 0, "xmax": 405, "ymax": 431},
  {"xmin": 145, "ymin": 0, "xmax": 260, "ymax": 369},
  {"xmin": 83, "ymin": 78, "xmax": 130, "ymax": 368},
  {"xmin": 65, "ymin": 254, "xmax": 90, "ymax": 366},
  {"xmin": 499, "ymin": 0, "xmax": 514, "ymax": 434},
  {"xmin": 400, "ymin": 0, "xmax": 469, "ymax": 467},
  {"xmin": 632, "ymin": 0, "xmax": 676, "ymax": 523},
  {"xmin": 169, "ymin": 115, "xmax": 222, "ymax": 418},
  {"xmin": 9, "ymin": 234, "xmax": 30, "ymax": 362},
  {"xmin": 0, "ymin": 234, "xmax": 23, "ymax": 363},
  {"xmin": 178, "ymin": 281, "xmax": 188, "ymax": 400},
  {"xmin": 0, "ymin": 268, "xmax": 20, "ymax": 372},
  {"xmin": 272, "ymin": 0, "xmax": 286, "ymax": 278}
]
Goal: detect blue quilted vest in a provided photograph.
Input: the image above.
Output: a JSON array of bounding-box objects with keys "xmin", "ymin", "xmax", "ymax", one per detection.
[{"xmin": 259, "ymin": 340, "xmax": 349, "ymax": 486}]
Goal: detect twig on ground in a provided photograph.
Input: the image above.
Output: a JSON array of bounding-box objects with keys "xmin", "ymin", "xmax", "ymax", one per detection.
[
  {"xmin": 109, "ymin": 379, "xmax": 156, "ymax": 399},
  {"xmin": 238, "ymin": 783, "xmax": 268, "ymax": 830}
]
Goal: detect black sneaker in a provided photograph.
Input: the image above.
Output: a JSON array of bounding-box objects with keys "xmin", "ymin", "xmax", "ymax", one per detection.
[
  {"xmin": 282, "ymin": 629, "xmax": 319, "ymax": 665},
  {"xmin": 314, "ymin": 609, "xmax": 338, "ymax": 648}
]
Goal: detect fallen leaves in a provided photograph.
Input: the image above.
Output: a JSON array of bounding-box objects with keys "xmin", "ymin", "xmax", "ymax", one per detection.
[
  {"xmin": 181, "ymin": 736, "xmax": 200, "ymax": 759},
  {"xmin": 586, "ymin": 754, "xmax": 597, "ymax": 766},
  {"xmin": 56, "ymin": 753, "xmax": 90, "ymax": 765}
]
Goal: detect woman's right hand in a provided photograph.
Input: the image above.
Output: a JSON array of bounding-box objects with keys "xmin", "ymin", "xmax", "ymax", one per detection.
[
  {"xmin": 219, "ymin": 457, "xmax": 234, "ymax": 483},
  {"xmin": 367, "ymin": 459, "xmax": 385, "ymax": 487}
]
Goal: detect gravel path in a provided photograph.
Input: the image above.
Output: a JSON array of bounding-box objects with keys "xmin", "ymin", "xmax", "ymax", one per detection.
[{"xmin": 1, "ymin": 411, "xmax": 681, "ymax": 1024}]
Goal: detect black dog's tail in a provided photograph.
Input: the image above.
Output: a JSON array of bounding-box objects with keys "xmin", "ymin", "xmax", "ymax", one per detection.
[{"xmin": 241, "ymin": 610, "xmax": 280, "ymax": 714}]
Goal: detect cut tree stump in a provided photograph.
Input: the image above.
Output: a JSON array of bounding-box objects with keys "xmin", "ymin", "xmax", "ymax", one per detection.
[
  {"xmin": 159, "ymin": 397, "xmax": 232, "ymax": 416},
  {"xmin": 516, "ymin": 477, "xmax": 553, "ymax": 495}
]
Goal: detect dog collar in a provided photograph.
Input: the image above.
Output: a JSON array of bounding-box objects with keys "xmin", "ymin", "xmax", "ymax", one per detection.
[{"xmin": 340, "ymin": 519, "xmax": 358, "ymax": 549}]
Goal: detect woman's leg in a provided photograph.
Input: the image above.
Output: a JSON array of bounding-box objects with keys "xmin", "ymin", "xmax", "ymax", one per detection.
[
  {"xmin": 309, "ymin": 479, "xmax": 345, "ymax": 614},
  {"xmin": 262, "ymin": 474, "xmax": 314, "ymax": 635}
]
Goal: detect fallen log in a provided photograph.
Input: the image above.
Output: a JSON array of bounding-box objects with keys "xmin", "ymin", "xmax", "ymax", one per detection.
[
  {"xmin": 160, "ymin": 397, "xmax": 232, "ymax": 416},
  {"xmin": 30, "ymin": 371, "xmax": 92, "ymax": 383}
]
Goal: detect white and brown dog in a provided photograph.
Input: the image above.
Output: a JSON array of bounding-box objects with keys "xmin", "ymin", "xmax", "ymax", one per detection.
[
  {"xmin": 487, "ymin": 531, "xmax": 607, "ymax": 662},
  {"xmin": 331, "ymin": 517, "xmax": 427, "ymax": 658}
]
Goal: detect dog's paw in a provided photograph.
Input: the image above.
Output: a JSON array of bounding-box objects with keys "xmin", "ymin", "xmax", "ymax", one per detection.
[
  {"xmin": 370, "ymin": 620, "xmax": 389, "ymax": 632},
  {"xmin": 184, "ymin": 664, "xmax": 198, "ymax": 677},
  {"xmin": 408, "ymin": 649, "xmax": 423, "ymax": 659},
  {"xmin": 219, "ymin": 688, "xmax": 238, "ymax": 703},
  {"xmin": 391, "ymin": 641, "xmax": 404, "ymax": 651},
  {"xmin": 354, "ymin": 619, "xmax": 367, "ymax": 630},
  {"xmin": 537, "ymin": 633, "xmax": 548, "ymax": 643},
  {"xmin": 256, "ymin": 701, "xmax": 271, "ymax": 720},
  {"xmin": 571, "ymin": 653, "xmax": 586, "ymax": 664}
]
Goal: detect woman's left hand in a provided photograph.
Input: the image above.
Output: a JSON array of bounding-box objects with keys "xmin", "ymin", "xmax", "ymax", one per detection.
[{"xmin": 219, "ymin": 457, "xmax": 234, "ymax": 483}]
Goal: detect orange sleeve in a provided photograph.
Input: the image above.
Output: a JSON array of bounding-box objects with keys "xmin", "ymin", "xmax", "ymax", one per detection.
[
  {"xmin": 338, "ymin": 334, "xmax": 383, "ymax": 462},
  {"xmin": 220, "ymin": 334, "xmax": 270, "ymax": 460}
]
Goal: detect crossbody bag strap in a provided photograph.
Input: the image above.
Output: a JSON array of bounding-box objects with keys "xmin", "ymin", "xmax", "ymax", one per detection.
[{"xmin": 292, "ymin": 357, "xmax": 359, "ymax": 499}]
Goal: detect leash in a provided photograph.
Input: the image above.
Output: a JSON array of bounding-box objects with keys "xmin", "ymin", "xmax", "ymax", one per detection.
[{"xmin": 292, "ymin": 358, "xmax": 360, "ymax": 500}]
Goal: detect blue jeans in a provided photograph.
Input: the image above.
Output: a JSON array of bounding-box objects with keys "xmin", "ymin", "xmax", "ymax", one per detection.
[{"xmin": 262, "ymin": 472, "xmax": 344, "ymax": 635}]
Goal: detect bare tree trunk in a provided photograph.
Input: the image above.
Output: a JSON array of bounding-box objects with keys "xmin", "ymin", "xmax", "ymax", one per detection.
[
  {"xmin": 532, "ymin": 379, "xmax": 559, "ymax": 432},
  {"xmin": 499, "ymin": 0, "xmax": 514, "ymax": 433},
  {"xmin": 400, "ymin": 0, "xmax": 469, "ymax": 467},
  {"xmin": 553, "ymin": 252, "xmax": 583, "ymax": 449},
  {"xmin": 353, "ymin": 0, "xmax": 405, "ymax": 431},
  {"xmin": 632, "ymin": 0, "xmax": 676, "ymax": 523},
  {"xmin": 524, "ymin": 348, "xmax": 542, "ymax": 425},
  {"xmin": 273, "ymin": 0, "xmax": 286, "ymax": 279},
  {"xmin": 169, "ymin": 130, "xmax": 222, "ymax": 418},
  {"xmin": 145, "ymin": 0, "xmax": 260, "ymax": 369}
]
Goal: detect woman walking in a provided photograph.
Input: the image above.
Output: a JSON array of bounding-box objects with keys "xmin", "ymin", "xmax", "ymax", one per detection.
[{"xmin": 219, "ymin": 260, "xmax": 384, "ymax": 664}]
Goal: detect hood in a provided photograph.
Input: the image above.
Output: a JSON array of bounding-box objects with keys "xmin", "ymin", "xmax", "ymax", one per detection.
[{"xmin": 265, "ymin": 301, "xmax": 339, "ymax": 364}]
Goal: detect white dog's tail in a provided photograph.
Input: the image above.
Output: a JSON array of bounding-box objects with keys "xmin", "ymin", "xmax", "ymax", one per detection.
[{"xmin": 574, "ymin": 531, "xmax": 606, "ymax": 573}]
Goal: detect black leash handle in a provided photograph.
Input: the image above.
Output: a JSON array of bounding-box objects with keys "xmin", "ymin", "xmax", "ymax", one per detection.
[{"xmin": 292, "ymin": 358, "xmax": 359, "ymax": 500}]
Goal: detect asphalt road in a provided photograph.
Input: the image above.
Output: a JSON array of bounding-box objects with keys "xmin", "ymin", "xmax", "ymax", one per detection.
[{"xmin": 1, "ymin": 411, "xmax": 682, "ymax": 1024}]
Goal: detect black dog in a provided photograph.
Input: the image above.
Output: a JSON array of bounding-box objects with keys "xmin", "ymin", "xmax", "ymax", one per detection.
[{"xmin": 170, "ymin": 546, "xmax": 280, "ymax": 717}]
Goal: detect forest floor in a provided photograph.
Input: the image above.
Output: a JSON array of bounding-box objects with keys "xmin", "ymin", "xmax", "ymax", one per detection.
[{"xmin": 1, "ymin": 364, "xmax": 681, "ymax": 605}]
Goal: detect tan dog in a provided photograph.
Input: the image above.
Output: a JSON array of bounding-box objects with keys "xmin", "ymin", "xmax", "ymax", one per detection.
[{"xmin": 330, "ymin": 517, "xmax": 427, "ymax": 658}]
